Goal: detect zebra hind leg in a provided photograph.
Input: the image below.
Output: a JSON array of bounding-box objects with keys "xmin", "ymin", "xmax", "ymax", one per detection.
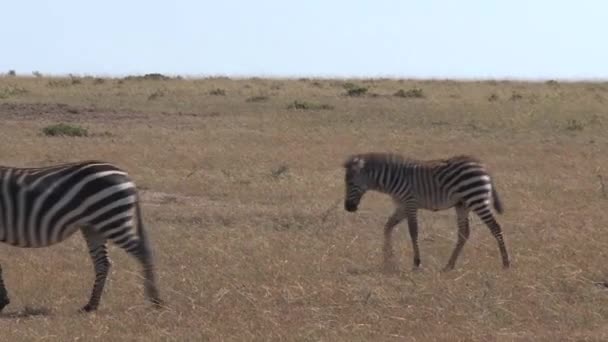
[
  {"xmin": 443, "ymin": 204, "xmax": 470, "ymax": 271},
  {"xmin": 129, "ymin": 239, "xmax": 163, "ymax": 308},
  {"xmin": 474, "ymin": 206, "xmax": 510, "ymax": 269},
  {"xmin": 80, "ymin": 226, "xmax": 112, "ymax": 312},
  {"xmin": 0, "ymin": 265, "xmax": 10, "ymax": 312},
  {"xmin": 115, "ymin": 223, "xmax": 163, "ymax": 309}
]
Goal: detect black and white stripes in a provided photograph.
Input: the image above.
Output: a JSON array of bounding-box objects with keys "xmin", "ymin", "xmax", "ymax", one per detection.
[
  {"xmin": 343, "ymin": 152, "xmax": 510, "ymax": 271},
  {"xmin": 0, "ymin": 161, "xmax": 162, "ymax": 312}
]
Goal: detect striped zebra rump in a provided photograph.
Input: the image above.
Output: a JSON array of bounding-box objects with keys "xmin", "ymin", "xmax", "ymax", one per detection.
[
  {"xmin": 0, "ymin": 160, "xmax": 163, "ymax": 312},
  {"xmin": 0, "ymin": 161, "xmax": 139, "ymax": 248}
]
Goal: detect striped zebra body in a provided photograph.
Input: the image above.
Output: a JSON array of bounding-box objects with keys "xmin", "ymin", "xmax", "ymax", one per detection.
[
  {"xmin": 342, "ymin": 152, "xmax": 509, "ymax": 271},
  {"xmin": 0, "ymin": 161, "xmax": 162, "ymax": 312}
]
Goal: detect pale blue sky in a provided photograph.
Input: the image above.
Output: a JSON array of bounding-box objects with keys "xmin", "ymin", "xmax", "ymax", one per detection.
[{"xmin": 2, "ymin": 0, "xmax": 607, "ymax": 79}]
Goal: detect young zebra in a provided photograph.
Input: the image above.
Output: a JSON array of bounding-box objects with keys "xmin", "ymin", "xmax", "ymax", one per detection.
[
  {"xmin": 342, "ymin": 152, "xmax": 510, "ymax": 271},
  {"xmin": 0, "ymin": 160, "xmax": 162, "ymax": 313}
]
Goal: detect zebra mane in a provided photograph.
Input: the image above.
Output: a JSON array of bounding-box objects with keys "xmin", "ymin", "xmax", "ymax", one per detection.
[
  {"xmin": 343, "ymin": 152, "xmax": 410, "ymax": 169},
  {"xmin": 343, "ymin": 152, "xmax": 482, "ymax": 170}
]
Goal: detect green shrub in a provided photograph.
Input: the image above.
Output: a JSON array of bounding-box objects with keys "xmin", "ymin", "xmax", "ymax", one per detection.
[
  {"xmin": 246, "ymin": 95, "xmax": 269, "ymax": 102},
  {"xmin": 287, "ymin": 100, "xmax": 334, "ymax": 110},
  {"xmin": 345, "ymin": 86, "xmax": 368, "ymax": 97},
  {"xmin": 148, "ymin": 90, "xmax": 165, "ymax": 100},
  {"xmin": 209, "ymin": 88, "xmax": 226, "ymax": 96},
  {"xmin": 42, "ymin": 123, "xmax": 89, "ymax": 137},
  {"xmin": 394, "ymin": 88, "xmax": 424, "ymax": 98}
]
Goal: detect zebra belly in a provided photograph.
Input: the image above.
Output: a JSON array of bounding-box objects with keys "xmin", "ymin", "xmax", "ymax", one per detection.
[
  {"xmin": 0, "ymin": 224, "xmax": 81, "ymax": 248},
  {"xmin": 418, "ymin": 197, "xmax": 457, "ymax": 212}
]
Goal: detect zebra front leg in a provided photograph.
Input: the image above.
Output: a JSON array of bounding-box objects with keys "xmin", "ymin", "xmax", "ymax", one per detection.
[
  {"xmin": 406, "ymin": 213, "xmax": 422, "ymax": 270},
  {"xmin": 80, "ymin": 227, "xmax": 112, "ymax": 312},
  {"xmin": 443, "ymin": 205, "xmax": 470, "ymax": 271},
  {"xmin": 474, "ymin": 207, "xmax": 510, "ymax": 269},
  {"xmin": 382, "ymin": 209, "xmax": 407, "ymax": 273},
  {"xmin": 0, "ymin": 265, "xmax": 10, "ymax": 312}
]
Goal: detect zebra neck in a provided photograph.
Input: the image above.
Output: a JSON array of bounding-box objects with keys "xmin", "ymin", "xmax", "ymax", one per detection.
[{"xmin": 366, "ymin": 165, "xmax": 409, "ymax": 195}]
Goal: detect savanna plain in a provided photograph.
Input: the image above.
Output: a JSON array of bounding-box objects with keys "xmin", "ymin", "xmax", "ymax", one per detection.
[{"xmin": 1, "ymin": 75, "xmax": 608, "ymax": 341}]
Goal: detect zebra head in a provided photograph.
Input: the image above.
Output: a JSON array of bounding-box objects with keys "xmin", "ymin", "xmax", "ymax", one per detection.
[{"xmin": 342, "ymin": 155, "xmax": 368, "ymax": 212}]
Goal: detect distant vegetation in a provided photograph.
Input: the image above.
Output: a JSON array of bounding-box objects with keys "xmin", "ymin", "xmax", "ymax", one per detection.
[
  {"xmin": 394, "ymin": 87, "xmax": 425, "ymax": 98},
  {"xmin": 42, "ymin": 123, "xmax": 88, "ymax": 137},
  {"xmin": 287, "ymin": 100, "xmax": 334, "ymax": 110}
]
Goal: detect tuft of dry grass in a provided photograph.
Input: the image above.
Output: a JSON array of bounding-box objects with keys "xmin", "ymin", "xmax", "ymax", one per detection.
[{"xmin": 1, "ymin": 76, "xmax": 608, "ymax": 340}]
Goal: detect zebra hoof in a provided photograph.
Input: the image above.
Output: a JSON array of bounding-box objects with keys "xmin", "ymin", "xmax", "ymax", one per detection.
[
  {"xmin": 0, "ymin": 297, "xmax": 10, "ymax": 312},
  {"xmin": 441, "ymin": 265, "xmax": 455, "ymax": 273},
  {"xmin": 79, "ymin": 304, "xmax": 98, "ymax": 313}
]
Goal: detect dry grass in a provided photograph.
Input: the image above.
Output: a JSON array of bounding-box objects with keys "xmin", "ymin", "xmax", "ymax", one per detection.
[{"xmin": 1, "ymin": 75, "xmax": 608, "ymax": 341}]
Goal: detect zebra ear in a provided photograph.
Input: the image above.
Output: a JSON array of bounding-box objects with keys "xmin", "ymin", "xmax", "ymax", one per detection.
[
  {"xmin": 353, "ymin": 157, "xmax": 365, "ymax": 170},
  {"xmin": 343, "ymin": 155, "xmax": 365, "ymax": 170}
]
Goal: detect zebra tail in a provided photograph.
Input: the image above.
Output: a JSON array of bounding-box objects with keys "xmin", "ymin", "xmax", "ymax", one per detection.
[
  {"xmin": 134, "ymin": 191, "xmax": 152, "ymax": 254},
  {"xmin": 491, "ymin": 184, "xmax": 504, "ymax": 214}
]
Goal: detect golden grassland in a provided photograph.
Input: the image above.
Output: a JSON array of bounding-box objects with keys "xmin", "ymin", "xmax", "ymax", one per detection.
[{"xmin": 1, "ymin": 75, "xmax": 608, "ymax": 341}]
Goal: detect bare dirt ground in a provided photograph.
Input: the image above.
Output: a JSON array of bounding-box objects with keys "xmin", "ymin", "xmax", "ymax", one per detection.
[{"xmin": 1, "ymin": 76, "xmax": 608, "ymax": 341}]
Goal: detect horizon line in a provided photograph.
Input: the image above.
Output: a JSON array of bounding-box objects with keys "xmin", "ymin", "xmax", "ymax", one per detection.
[{"xmin": 2, "ymin": 71, "xmax": 608, "ymax": 83}]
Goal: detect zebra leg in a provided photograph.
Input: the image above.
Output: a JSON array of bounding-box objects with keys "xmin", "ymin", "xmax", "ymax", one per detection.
[
  {"xmin": 406, "ymin": 212, "xmax": 422, "ymax": 269},
  {"xmin": 80, "ymin": 227, "xmax": 112, "ymax": 312},
  {"xmin": 99, "ymin": 210, "xmax": 162, "ymax": 309},
  {"xmin": 474, "ymin": 207, "xmax": 510, "ymax": 269},
  {"xmin": 127, "ymin": 238, "xmax": 163, "ymax": 308},
  {"xmin": 383, "ymin": 209, "xmax": 407, "ymax": 273},
  {"xmin": 443, "ymin": 204, "xmax": 470, "ymax": 271},
  {"xmin": 0, "ymin": 265, "xmax": 10, "ymax": 312}
]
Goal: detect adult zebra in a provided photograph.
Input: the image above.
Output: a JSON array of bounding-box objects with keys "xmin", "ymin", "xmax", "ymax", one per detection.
[
  {"xmin": 0, "ymin": 160, "xmax": 162, "ymax": 312},
  {"xmin": 342, "ymin": 152, "xmax": 510, "ymax": 271}
]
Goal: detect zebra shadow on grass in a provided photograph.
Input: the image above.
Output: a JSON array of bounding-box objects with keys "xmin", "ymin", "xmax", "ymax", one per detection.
[{"xmin": 0, "ymin": 306, "xmax": 51, "ymax": 319}]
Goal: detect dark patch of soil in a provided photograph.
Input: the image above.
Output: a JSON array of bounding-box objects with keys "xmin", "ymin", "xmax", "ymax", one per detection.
[{"xmin": 0, "ymin": 102, "xmax": 148, "ymax": 121}]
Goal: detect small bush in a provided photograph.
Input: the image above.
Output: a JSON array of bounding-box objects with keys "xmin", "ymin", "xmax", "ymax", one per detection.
[
  {"xmin": 342, "ymin": 83, "xmax": 369, "ymax": 97},
  {"xmin": 209, "ymin": 88, "xmax": 226, "ymax": 96},
  {"xmin": 287, "ymin": 100, "xmax": 334, "ymax": 110},
  {"xmin": 143, "ymin": 73, "xmax": 170, "ymax": 80},
  {"xmin": 271, "ymin": 165, "xmax": 290, "ymax": 179},
  {"xmin": 148, "ymin": 90, "xmax": 165, "ymax": 100},
  {"xmin": 32, "ymin": 71, "xmax": 43, "ymax": 78},
  {"xmin": 488, "ymin": 93, "xmax": 499, "ymax": 102},
  {"xmin": 394, "ymin": 88, "xmax": 424, "ymax": 98},
  {"xmin": 7, "ymin": 70, "xmax": 16, "ymax": 76},
  {"xmin": 565, "ymin": 119, "xmax": 584, "ymax": 131},
  {"xmin": 67, "ymin": 74, "xmax": 81, "ymax": 85},
  {"xmin": 122, "ymin": 73, "xmax": 170, "ymax": 81},
  {"xmin": 342, "ymin": 82, "xmax": 357, "ymax": 90},
  {"xmin": 47, "ymin": 79, "xmax": 71, "ymax": 88},
  {"xmin": 93, "ymin": 78, "xmax": 105, "ymax": 85},
  {"xmin": 546, "ymin": 80, "xmax": 559, "ymax": 86},
  {"xmin": 510, "ymin": 92, "xmax": 523, "ymax": 101},
  {"xmin": 246, "ymin": 95, "xmax": 269, "ymax": 103},
  {"xmin": 42, "ymin": 123, "xmax": 88, "ymax": 137}
]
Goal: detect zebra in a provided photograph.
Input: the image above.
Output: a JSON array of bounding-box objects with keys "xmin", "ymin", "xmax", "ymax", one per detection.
[
  {"xmin": 342, "ymin": 152, "xmax": 510, "ymax": 272},
  {"xmin": 0, "ymin": 160, "xmax": 163, "ymax": 313}
]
